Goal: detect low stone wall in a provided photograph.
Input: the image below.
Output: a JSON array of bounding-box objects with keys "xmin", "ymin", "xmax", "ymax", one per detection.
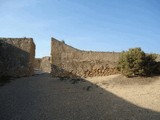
[
  {"xmin": 0, "ymin": 38, "xmax": 35, "ymax": 78},
  {"xmin": 51, "ymin": 38, "xmax": 120, "ymax": 78},
  {"xmin": 40, "ymin": 57, "xmax": 51, "ymax": 73},
  {"xmin": 34, "ymin": 58, "xmax": 42, "ymax": 69},
  {"xmin": 34, "ymin": 57, "xmax": 51, "ymax": 73}
]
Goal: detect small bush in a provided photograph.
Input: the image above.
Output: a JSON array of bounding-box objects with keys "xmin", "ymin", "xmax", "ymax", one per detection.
[
  {"xmin": 117, "ymin": 48, "xmax": 159, "ymax": 77},
  {"xmin": 142, "ymin": 54, "xmax": 157, "ymax": 75},
  {"xmin": 61, "ymin": 40, "xmax": 65, "ymax": 44}
]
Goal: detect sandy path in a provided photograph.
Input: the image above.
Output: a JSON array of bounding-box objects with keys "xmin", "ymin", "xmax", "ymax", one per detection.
[{"xmin": 0, "ymin": 73, "xmax": 160, "ymax": 120}]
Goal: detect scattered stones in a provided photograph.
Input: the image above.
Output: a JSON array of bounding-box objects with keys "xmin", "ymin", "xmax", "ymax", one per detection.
[{"xmin": 86, "ymin": 86, "xmax": 93, "ymax": 91}]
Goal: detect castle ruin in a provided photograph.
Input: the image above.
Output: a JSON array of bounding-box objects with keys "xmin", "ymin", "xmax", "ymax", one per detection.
[
  {"xmin": 0, "ymin": 37, "xmax": 159, "ymax": 79},
  {"xmin": 50, "ymin": 38, "xmax": 120, "ymax": 78},
  {"xmin": 0, "ymin": 38, "xmax": 35, "ymax": 78}
]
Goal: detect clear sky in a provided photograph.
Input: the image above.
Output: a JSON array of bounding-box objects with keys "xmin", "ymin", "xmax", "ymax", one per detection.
[{"xmin": 0, "ymin": 0, "xmax": 160, "ymax": 58}]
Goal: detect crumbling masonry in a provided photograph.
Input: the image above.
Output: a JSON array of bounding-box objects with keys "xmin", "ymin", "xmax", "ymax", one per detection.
[
  {"xmin": 0, "ymin": 38, "xmax": 35, "ymax": 78},
  {"xmin": 1, "ymin": 37, "xmax": 159, "ymax": 79},
  {"xmin": 50, "ymin": 38, "xmax": 120, "ymax": 78}
]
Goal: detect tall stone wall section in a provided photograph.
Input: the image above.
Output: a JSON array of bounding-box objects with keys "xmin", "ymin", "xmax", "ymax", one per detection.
[
  {"xmin": 0, "ymin": 38, "xmax": 35, "ymax": 78},
  {"xmin": 51, "ymin": 38, "xmax": 120, "ymax": 78}
]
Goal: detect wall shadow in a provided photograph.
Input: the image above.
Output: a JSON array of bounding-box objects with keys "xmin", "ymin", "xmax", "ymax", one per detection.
[
  {"xmin": 0, "ymin": 76, "xmax": 13, "ymax": 86},
  {"xmin": 0, "ymin": 67, "xmax": 160, "ymax": 119},
  {"xmin": 50, "ymin": 65, "xmax": 160, "ymax": 120},
  {"xmin": 0, "ymin": 40, "xmax": 33, "ymax": 85}
]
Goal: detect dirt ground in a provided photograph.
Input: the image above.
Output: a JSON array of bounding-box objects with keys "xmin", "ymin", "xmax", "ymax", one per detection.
[
  {"xmin": 0, "ymin": 73, "xmax": 160, "ymax": 120},
  {"xmin": 87, "ymin": 74, "xmax": 160, "ymax": 112}
]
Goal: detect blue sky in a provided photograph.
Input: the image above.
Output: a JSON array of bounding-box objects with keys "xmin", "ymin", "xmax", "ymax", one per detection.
[{"xmin": 0, "ymin": 0, "xmax": 160, "ymax": 57}]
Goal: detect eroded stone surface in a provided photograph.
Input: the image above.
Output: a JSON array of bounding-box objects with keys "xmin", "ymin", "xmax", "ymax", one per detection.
[
  {"xmin": 40, "ymin": 57, "xmax": 51, "ymax": 73},
  {"xmin": 34, "ymin": 58, "xmax": 41, "ymax": 69},
  {"xmin": 34, "ymin": 57, "xmax": 51, "ymax": 73},
  {"xmin": 0, "ymin": 38, "xmax": 35, "ymax": 77},
  {"xmin": 51, "ymin": 38, "xmax": 120, "ymax": 78}
]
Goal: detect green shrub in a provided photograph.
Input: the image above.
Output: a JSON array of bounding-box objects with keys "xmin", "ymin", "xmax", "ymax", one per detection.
[
  {"xmin": 61, "ymin": 40, "xmax": 65, "ymax": 44},
  {"xmin": 117, "ymin": 48, "xmax": 158, "ymax": 77},
  {"xmin": 142, "ymin": 54, "xmax": 157, "ymax": 75}
]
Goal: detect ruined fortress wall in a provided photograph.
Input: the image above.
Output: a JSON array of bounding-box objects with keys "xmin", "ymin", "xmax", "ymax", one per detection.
[
  {"xmin": 51, "ymin": 38, "xmax": 120, "ymax": 78},
  {"xmin": 0, "ymin": 38, "xmax": 35, "ymax": 78},
  {"xmin": 40, "ymin": 57, "xmax": 51, "ymax": 73},
  {"xmin": 34, "ymin": 57, "xmax": 51, "ymax": 73},
  {"xmin": 34, "ymin": 58, "xmax": 42, "ymax": 69}
]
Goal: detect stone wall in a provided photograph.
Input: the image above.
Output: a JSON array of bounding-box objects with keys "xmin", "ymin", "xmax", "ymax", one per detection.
[
  {"xmin": 34, "ymin": 58, "xmax": 41, "ymax": 69},
  {"xmin": 40, "ymin": 57, "xmax": 51, "ymax": 73},
  {"xmin": 51, "ymin": 38, "xmax": 120, "ymax": 78},
  {"xmin": 0, "ymin": 38, "xmax": 35, "ymax": 78},
  {"xmin": 34, "ymin": 57, "xmax": 51, "ymax": 73}
]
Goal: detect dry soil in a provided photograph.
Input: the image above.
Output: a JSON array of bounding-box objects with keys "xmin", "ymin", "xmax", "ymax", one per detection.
[{"xmin": 0, "ymin": 73, "xmax": 160, "ymax": 120}]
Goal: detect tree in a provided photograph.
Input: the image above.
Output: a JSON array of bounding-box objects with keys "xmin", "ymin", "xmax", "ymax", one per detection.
[
  {"xmin": 117, "ymin": 48, "xmax": 158, "ymax": 77},
  {"xmin": 142, "ymin": 54, "xmax": 157, "ymax": 75}
]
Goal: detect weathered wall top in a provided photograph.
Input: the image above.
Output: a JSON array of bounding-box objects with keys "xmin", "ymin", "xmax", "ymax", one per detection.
[{"xmin": 51, "ymin": 37, "xmax": 120, "ymax": 66}]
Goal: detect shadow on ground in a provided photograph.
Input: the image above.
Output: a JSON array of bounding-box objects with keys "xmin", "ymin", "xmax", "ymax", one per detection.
[
  {"xmin": 0, "ymin": 72, "xmax": 160, "ymax": 120},
  {"xmin": 0, "ymin": 76, "xmax": 12, "ymax": 86}
]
